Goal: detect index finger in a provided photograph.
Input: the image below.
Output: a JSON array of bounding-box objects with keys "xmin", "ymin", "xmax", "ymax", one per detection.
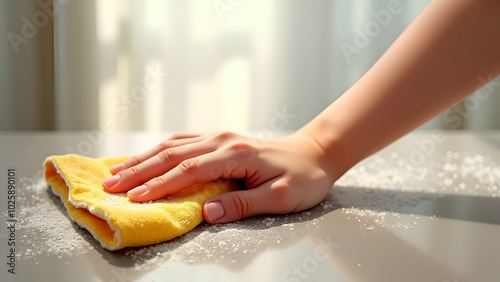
[
  {"xmin": 127, "ymin": 142, "xmax": 260, "ymax": 201},
  {"xmin": 112, "ymin": 134, "xmax": 205, "ymax": 174}
]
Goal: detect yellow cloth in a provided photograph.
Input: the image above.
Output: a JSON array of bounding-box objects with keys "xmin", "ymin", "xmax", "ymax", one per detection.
[{"xmin": 44, "ymin": 154, "xmax": 234, "ymax": 250}]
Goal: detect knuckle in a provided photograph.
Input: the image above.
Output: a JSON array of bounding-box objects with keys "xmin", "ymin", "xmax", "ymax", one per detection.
[
  {"xmin": 152, "ymin": 177, "xmax": 167, "ymax": 189},
  {"xmin": 130, "ymin": 166, "xmax": 139, "ymax": 176},
  {"xmin": 270, "ymin": 180, "xmax": 296, "ymax": 213},
  {"xmin": 129, "ymin": 166, "xmax": 140, "ymax": 179},
  {"xmin": 169, "ymin": 133, "xmax": 182, "ymax": 139},
  {"xmin": 226, "ymin": 142, "xmax": 257, "ymax": 161},
  {"xmin": 169, "ymin": 133, "xmax": 186, "ymax": 140},
  {"xmin": 156, "ymin": 140, "xmax": 172, "ymax": 151},
  {"xmin": 228, "ymin": 193, "xmax": 252, "ymax": 219},
  {"xmin": 126, "ymin": 155, "xmax": 141, "ymax": 167},
  {"xmin": 158, "ymin": 148, "xmax": 177, "ymax": 165},
  {"xmin": 179, "ymin": 159, "xmax": 199, "ymax": 174},
  {"xmin": 214, "ymin": 131, "xmax": 236, "ymax": 141},
  {"xmin": 226, "ymin": 141, "xmax": 253, "ymax": 151}
]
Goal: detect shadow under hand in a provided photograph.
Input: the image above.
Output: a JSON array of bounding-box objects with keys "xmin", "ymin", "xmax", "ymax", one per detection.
[{"xmin": 45, "ymin": 181, "xmax": 499, "ymax": 281}]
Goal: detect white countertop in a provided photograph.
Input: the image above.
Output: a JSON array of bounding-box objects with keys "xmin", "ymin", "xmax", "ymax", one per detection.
[{"xmin": 1, "ymin": 130, "xmax": 499, "ymax": 282}]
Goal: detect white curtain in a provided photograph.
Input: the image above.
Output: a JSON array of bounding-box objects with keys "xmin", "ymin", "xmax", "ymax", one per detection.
[
  {"xmin": 0, "ymin": 0, "xmax": 55, "ymax": 130},
  {"xmin": 2, "ymin": 0, "xmax": 500, "ymax": 131}
]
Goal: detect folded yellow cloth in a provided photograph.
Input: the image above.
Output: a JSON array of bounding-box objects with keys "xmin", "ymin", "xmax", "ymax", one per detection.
[{"xmin": 44, "ymin": 154, "xmax": 234, "ymax": 250}]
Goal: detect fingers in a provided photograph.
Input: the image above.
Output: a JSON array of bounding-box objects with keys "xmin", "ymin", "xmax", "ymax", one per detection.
[
  {"xmin": 103, "ymin": 141, "xmax": 217, "ymax": 193},
  {"xmin": 109, "ymin": 133, "xmax": 205, "ymax": 174},
  {"xmin": 103, "ymin": 131, "xmax": 334, "ymax": 225},
  {"xmin": 167, "ymin": 133, "xmax": 205, "ymax": 140},
  {"xmin": 203, "ymin": 178, "xmax": 297, "ymax": 224},
  {"xmin": 127, "ymin": 142, "xmax": 261, "ymax": 202}
]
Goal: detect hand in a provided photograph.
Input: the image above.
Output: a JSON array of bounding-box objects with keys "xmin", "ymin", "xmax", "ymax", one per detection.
[{"xmin": 102, "ymin": 131, "xmax": 340, "ymax": 224}]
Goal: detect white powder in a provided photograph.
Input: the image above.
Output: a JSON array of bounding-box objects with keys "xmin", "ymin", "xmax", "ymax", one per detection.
[
  {"xmin": 337, "ymin": 151, "xmax": 500, "ymax": 198},
  {"xmin": 17, "ymin": 171, "xmax": 94, "ymax": 262},
  {"xmin": 124, "ymin": 211, "xmax": 326, "ymax": 271},
  {"xmin": 329, "ymin": 151, "xmax": 500, "ymax": 237},
  {"xmin": 14, "ymin": 151, "xmax": 499, "ymax": 272}
]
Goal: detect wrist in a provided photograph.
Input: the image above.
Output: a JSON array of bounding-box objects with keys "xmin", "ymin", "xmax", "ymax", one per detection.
[{"xmin": 298, "ymin": 119, "xmax": 356, "ymax": 181}]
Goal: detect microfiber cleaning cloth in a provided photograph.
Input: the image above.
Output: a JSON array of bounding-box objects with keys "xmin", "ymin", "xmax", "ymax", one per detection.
[{"xmin": 44, "ymin": 154, "xmax": 234, "ymax": 250}]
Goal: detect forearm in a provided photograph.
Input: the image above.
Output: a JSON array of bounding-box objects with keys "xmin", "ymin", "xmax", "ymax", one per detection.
[{"xmin": 301, "ymin": 0, "xmax": 500, "ymax": 175}]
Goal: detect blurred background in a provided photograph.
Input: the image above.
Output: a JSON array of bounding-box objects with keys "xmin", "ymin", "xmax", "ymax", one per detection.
[{"xmin": 1, "ymin": 0, "xmax": 499, "ymax": 132}]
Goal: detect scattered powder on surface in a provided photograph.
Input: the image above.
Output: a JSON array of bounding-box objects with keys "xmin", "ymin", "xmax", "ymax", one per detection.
[
  {"xmin": 330, "ymin": 152, "xmax": 500, "ymax": 237},
  {"xmin": 16, "ymin": 171, "xmax": 95, "ymax": 263},
  {"xmin": 13, "ymin": 151, "xmax": 500, "ymax": 273},
  {"xmin": 337, "ymin": 151, "xmax": 500, "ymax": 197}
]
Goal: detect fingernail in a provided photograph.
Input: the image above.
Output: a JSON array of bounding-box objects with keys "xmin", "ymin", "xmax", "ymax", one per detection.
[
  {"xmin": 205, "ymin": 201, "xmax": 224, "ymax": 222},
  {"xmin": 128, "ymin": 185, "xmax": 148, "ymax": 198},
  {"xmin": 109, "ymin": 163, "xmax": 124, "ymax": 174},
  {"xmin": 102, "ymin": 175, "xmax": 120, "ymax": 188}
]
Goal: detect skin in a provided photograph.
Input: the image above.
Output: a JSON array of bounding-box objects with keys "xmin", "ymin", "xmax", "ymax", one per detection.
[{"xmin": 103, "ymin": 0, "xmax": 500, "ymax": 224}]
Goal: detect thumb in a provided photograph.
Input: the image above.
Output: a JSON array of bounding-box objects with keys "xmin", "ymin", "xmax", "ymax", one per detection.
[{"xmin": 203, "ymin": 179, "xmax": 294, "ymax": 224}]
